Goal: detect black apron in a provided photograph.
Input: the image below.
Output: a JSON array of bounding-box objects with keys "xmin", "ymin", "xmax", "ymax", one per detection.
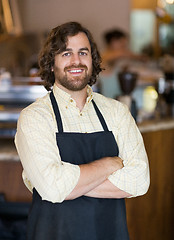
[{"xmin": 27, "ymin": 92, "xmax": 129, "ymax": 240}]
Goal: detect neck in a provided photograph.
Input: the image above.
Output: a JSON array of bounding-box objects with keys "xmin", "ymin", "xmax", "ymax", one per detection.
[
  {"xmin": 55, "ymin": 83, "xmax": 88, "ymax": 111},
  {"xmin": 71, "ymin": 88, "xmax": 88, "ymax": 111}
]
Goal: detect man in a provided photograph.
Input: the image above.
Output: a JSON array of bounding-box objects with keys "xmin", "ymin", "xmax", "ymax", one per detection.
[
  {"xmin": 15, "ymin": 22, "xmax": 150, "ymax": 240},
  {"xmin": 99, "ymin": 29, "xmax": 147, "ymax": 99},
  {"xmin": 102, "ymin": 28, "xmax": 143, "ymax": 68}
]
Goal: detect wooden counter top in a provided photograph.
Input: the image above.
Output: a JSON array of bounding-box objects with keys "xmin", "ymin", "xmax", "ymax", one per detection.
[
  {"xmin": 0, "ymin": 139, "xmax": 19, "ymax": 161},
  {"xmin": 138, "ymin": 118, "xmax": 174, "ymax": 133}
]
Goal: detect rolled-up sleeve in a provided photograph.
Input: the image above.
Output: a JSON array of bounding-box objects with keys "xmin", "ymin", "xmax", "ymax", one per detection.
[
  {"xmin": 15, "ymin": 106, "xmax": 80, "ymax": 203},
  {"xmin": 108, "ymin": 103, "xmax": 150, "ymax": 197}
]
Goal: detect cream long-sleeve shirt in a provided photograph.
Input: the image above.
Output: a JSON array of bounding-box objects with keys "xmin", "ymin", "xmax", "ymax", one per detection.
[{"xmin": 15, "ymin": 84, "xmax": 150, "ymax": 203}]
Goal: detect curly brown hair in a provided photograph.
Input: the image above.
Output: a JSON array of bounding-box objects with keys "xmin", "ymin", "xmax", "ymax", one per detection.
[{"xmin": 38, "ymin": 22, "xmax": 102, "ymax": 91}]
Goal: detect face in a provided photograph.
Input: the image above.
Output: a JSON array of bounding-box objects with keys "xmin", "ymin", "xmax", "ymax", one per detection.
[
  {"xmin": 53, "ymin": 32, "xmax": 93, "ymax": 92},
  {"xmin": 110, "ymin": 37, "xmax": 128, "ymax": 51}
]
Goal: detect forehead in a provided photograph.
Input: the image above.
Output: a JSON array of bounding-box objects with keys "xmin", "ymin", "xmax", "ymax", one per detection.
[{"xmin": 66, "ymin": 32, "xmax": 91, "ymax": 51}]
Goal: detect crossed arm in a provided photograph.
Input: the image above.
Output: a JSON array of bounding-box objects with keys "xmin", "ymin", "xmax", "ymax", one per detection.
[{"xmin": 66, "ymin": 156, "xmax": 131, "ymax": 200}]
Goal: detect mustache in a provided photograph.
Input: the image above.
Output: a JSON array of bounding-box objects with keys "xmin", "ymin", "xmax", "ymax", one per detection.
[{"xmin": 64, "ymin": 64, "xmax": 88, "ymax": 71}]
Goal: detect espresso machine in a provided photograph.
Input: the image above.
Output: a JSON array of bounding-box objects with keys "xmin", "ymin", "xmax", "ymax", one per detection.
[
  {"xmin": 117, "ymin": 68, "xmax": 138, "ymax": 120},
  {"xmin": 158, "ymin": 72, "xmax": 174, "ymax": 117},
  {"xmin": 157, "ymin": 55, "xmax": 174, "ymax": 117}
]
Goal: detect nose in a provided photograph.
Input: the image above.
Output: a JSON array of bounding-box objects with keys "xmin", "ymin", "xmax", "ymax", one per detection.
[{"xmin": 70, "ymin": 53, "xmax": 81, "ymax": 65}]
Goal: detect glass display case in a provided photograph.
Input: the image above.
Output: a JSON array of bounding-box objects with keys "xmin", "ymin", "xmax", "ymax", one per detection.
[{"xmin": 0, "ymin": 78, "xmax": 47, "ymax": 138}]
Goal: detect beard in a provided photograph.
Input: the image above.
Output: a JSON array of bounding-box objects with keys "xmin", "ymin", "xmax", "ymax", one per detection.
[{"xmin": 54, "ymin": 64, "xmax": 92, "ymax": 91}]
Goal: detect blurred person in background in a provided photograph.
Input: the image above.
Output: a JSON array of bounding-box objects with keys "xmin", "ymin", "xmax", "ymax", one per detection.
[
  {"xmin": 15, "ymin": 22, "xmax": 150, "ymax": 240},
  {"xmin": 99, "ymin": 28, "xmax": 146, "ymax": 99},
  {"xmin": 102, "ymin": 29, "xmax": 131, "ymax": 68}
]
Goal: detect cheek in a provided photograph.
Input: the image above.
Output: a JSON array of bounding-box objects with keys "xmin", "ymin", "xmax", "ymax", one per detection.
[
  {"xmin": 54, "ymin": 57, "xmax": 68, "ymax": 70},
  {"xmin": 85, "ymin": 58, "xmax": 92, "ymax": 68},
  {"xmin": 55, "ymin": 63, "xmax": 67, "ymax": 73},
  {"xmin": 88, "ymin": 60, "xmax": 93, "ymax": 71}
]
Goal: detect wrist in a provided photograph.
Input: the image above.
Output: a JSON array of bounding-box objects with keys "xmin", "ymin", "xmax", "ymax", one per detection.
[{"xmin": 104, "ymin": 156, "xmax": 123, "ymax": 173}]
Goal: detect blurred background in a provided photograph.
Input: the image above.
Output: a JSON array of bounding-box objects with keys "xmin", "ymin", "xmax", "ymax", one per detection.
[{"xmin": 0, "ymin": 0, "xmax": 174, "ymax": 239}]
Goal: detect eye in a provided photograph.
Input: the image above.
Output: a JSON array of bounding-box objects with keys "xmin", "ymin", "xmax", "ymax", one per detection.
[
  {"xmin": 79, "ymin": 51, "xmax": 87, "ymax": 56},
  {"xmin": 62, "ymin": 52, "xmax": 71, "ymax": 57}
]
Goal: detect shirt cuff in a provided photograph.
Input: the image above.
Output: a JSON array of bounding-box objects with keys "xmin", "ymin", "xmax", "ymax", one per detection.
[{"xmin": 108, "ymin": 168, "xmax": 137, "ymax": 197}]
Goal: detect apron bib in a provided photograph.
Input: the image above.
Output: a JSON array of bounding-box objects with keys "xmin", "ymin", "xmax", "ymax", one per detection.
[{"xmin": 27, "ymin": 92, "xmax": 129, "ymax": 240}]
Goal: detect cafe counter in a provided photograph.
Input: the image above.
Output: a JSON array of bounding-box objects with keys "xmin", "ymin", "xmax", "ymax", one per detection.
[{"xmin": 127, "ymin": 118, "xmax": 174, "ymax": 240}]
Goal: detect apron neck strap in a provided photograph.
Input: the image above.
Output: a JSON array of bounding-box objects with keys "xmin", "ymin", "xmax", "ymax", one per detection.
[
  {"xmin": 92, "ymin": 100, "xmax": 109, "ymax": 132},
  {"xmin": 50, "ymin": 91, "xmax": 63, "ymax": 133},
  {"xmin": 50, "ymin": 91, "xmax": 109, "ymax": 133}
]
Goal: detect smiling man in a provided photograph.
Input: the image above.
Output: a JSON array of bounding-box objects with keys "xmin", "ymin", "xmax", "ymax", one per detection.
[
  {"xmin": 15, "ymin": 22, "xmax": 150, "ymax": 240},
  {"xmin": 54, "ymin": 33, "xmax": 92, "ymax": 92}
]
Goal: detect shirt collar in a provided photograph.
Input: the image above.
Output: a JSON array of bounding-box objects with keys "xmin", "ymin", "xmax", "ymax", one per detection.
[{"xmin": 52, "ymin": 84, "xmax": 94, "ymax": 108}]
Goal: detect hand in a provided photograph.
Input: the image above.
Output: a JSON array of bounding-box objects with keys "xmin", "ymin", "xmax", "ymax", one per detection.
[
  {"xmin": 96, "ymin": 156, "xmax": 123, "ymax": 177},
  {"xmin": 106, "ymin": 156, "xmax": 124, "ymax": 173}
]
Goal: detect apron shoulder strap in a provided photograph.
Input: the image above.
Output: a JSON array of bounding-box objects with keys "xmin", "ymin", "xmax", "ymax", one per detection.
[
  {"xmin": 50, "ymin": 91, "xmax": 63, "ymax": 133},
  {"xmin": 92, "ymin": 100, "xmax": 109, "ymax": 132}
]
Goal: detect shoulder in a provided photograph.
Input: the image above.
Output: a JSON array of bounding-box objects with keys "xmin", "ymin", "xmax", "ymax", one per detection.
[
  {"xmin": 18, "ymin": 92, "xmax": 54, "ymax": 124},
  {"xmin": 92, "ymin": 92, "xmax": 132, "ymax": 130},
  {"xmin": 93, "ymin": 92, "xmax": 129, "ymax": 115}
]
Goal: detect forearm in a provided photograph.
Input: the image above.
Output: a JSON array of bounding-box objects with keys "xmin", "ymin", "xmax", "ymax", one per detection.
[
  {"xmin": 85, "ymin": 179, "xmax": 131, "ymax": 199},
  {"xmin": 65, "ymin": 157, "xmax": 123, "ymax": 200}
]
